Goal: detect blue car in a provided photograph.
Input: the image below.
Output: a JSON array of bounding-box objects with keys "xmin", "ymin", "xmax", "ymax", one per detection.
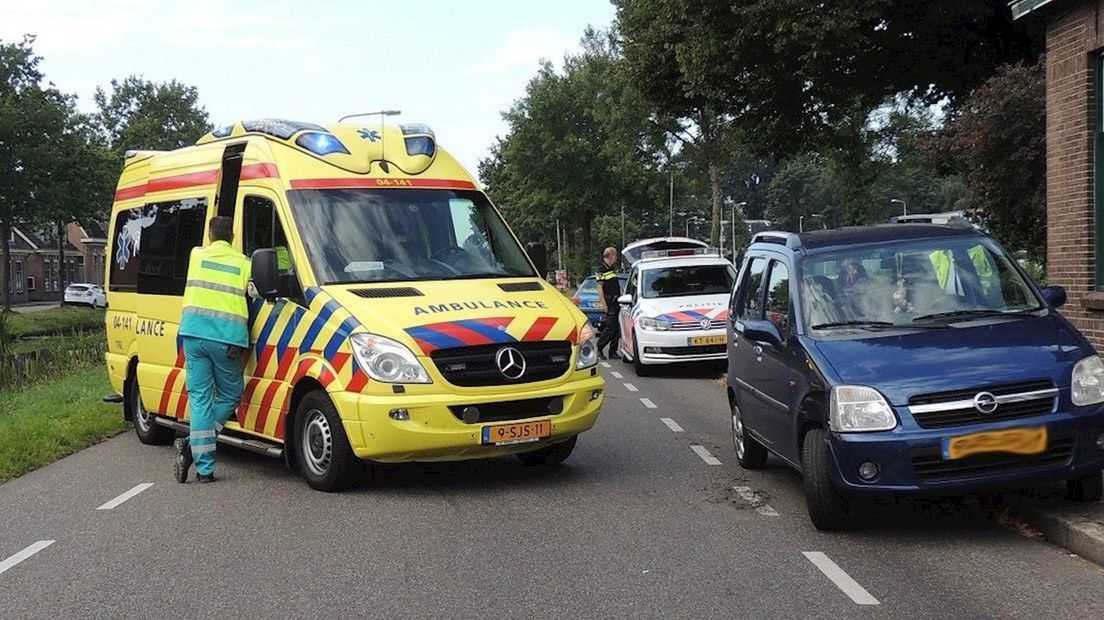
[
  {"xmin": 727, "ymin": 224, "xmax": 1104, "ymax": 530},
  {"xmin": 573, "ymin": 274, "xmax": 627, "ymax": 329}
]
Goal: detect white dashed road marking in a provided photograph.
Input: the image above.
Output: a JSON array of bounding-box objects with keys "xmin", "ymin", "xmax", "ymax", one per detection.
[
  {"xmin": 690, "ymin": 445, "xmax": 721, "ymax": 465},
  {"xmin": 611, "ymin": 371, "xmax": 624, "ymax": 379},
  {"xmin": 660, "ymin": 417, "xmax": 683, "ymax": 432},
  {"xmin": 802, "ymin": 551, "xmax": 880, "ymax": 605},
  {"xmin": 97, "ymin": 483, "xmax": 154, "ymax": 510},
  {"xmin": 624, "ymin": 383, "xmax": 638, "ymax": 392},
  {"xmin": 600, "ymin": 361, "xmax": 611, "ymax": 368},
  {"xmin": 0, "ymin": 541, "xmax": 54, "ymax": 577},
  {"xmin": 732, "ymin": 485, "xmax": 779, "ymax": 517},
  {"xmin": 640, "ymin": 398, "xmax": 658, "ymax": 409}
]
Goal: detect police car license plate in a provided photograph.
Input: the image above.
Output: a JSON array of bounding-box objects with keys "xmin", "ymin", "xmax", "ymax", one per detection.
[
  {"xmin": 941, "ymin": 426, "xmax": 1047, "ymax": 460},
  {"xmin": 689, "ymin": 335, "xmax": 726, "ymax": 346},
  {"xmin": 482, "ymin": 419, "xmax": 552, "ymax": 445}
]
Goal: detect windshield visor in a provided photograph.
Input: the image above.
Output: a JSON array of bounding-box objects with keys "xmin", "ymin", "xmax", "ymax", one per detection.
[
  {"xmin": 642, "ymin": 264, "xmax": 735, "ymax": 299},
  {"xmin": 287, "ymin": 189, "xmax": 536, "ymax": 284},
  {"xmin": 801, "ymin": 237, "xmax": 1042, "ymax": 332}
]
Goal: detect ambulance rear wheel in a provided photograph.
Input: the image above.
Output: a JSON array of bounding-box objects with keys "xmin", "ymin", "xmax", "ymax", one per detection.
[
  {"xmin": 294, "ymin": 391, "xmax": 361, "ymax": 492},
  {"xmin": 129, "ymin": 370, "xmax": 173, "ymax": 445}
]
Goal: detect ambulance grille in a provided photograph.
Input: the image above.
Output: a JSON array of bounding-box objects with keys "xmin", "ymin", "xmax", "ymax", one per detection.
[
  {"xmin": 430, "ymin": 341, "xmax": 572, "ymax": 387},
  {"xmin": 349, "ymin": 287, "xmax": 423, "ymax": 298},
  {"xmin": 498, "ymin": 282, "xmax": 544, "ymax": 292}
]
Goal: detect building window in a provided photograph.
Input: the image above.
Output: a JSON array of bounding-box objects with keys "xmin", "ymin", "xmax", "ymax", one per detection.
[
  {"xmin": 13, "ymin": 261, "xmax": 23, "ymax": 294},
  {"xmin": 26, "ymin": 276, "xmax": 34, "ymax": 292}
]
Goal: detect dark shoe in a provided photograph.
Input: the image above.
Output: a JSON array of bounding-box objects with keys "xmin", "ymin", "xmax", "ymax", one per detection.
[
  {"xmin": 197, "ymin": 473, "xmax": 216, "ymax": 483},
  {"xmin": 598, "ymin": 351, "xmax": 608, "ymax": 360},
  {"xmin": 173, "ymin": 438, "xmax": 192, "ymax": 484}
]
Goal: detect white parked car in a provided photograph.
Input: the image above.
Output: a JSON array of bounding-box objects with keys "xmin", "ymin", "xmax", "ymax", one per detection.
[
  {"xmin": 64, "ymin": 283, "xmax": 106, "ymax": 308},
  {"xmin": 616, "ymin": 243, "xmax": 735, "ymax": 376}
]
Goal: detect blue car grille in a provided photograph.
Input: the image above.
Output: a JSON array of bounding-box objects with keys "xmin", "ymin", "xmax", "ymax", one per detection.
[
  {"xmin": 907, "ymin": 379, "xmax": 1057, "ymax": 429},
  {"xmin": 910, "ymin": 432, "xmax": 1075, "ymax": 481}
]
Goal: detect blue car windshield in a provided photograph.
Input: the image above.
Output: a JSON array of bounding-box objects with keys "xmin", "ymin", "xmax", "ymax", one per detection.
[{"xmin": 801, "ymin": 237, "xmax": 1042, "ymax": 330}]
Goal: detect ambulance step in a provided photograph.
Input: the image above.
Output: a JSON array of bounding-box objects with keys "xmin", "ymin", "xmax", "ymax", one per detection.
[{"xmin": 153, "ymin": 417, "xmax": 283, "ymax": 458}]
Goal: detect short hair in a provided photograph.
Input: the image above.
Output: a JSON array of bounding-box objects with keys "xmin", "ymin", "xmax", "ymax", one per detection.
[
  {"xmin": 603, "ymin": 247, "xmax": 618, "ymax": 260},
  {"xmin": 209, "ymin": 216, "xmax": 233, "ymax": 242}
]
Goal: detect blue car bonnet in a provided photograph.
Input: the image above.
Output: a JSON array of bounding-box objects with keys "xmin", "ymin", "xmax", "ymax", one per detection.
[{"xmin": 809, "ymin": 314, "xmax": 1092, "ymax": 406}]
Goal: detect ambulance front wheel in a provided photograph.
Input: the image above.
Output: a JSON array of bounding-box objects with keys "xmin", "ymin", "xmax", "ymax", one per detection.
[
  {"xmin": 294, "ymin": 390, "xmax": 363, "ymax": 492},
  {"xmin": 129, "ymin": 370, "xmax": 173, "ymax": 445},
  {"xmin": 516, "ymin": 435, "xmax": 577, "ymax": 466}
]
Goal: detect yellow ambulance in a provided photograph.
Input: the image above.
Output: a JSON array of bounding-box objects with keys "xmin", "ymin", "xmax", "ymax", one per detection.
[{"xmin": 104, "ymin": 118, "xmax": 604, "ymax": 490}]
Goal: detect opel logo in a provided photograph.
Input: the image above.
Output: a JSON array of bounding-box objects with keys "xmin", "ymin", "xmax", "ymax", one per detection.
[
  {"xmin": 700, "ymin": 319, "xmax": 711, "ymax": 330},
  {"xmin": 973, "ymin": 391, "xmax": 998, "ymax": 414},
  {"xmin": 495, "ymin": 347, "xmax": 527, "ymax": 380}
]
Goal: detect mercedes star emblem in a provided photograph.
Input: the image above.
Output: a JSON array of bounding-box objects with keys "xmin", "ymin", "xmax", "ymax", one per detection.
[
  {"xmin": 973, "ymin": 391, "xmax": 998, "ymax": 414},
  {"xmin": 495, "ymin": 346, "xmax": 527, "ymax": 380}
]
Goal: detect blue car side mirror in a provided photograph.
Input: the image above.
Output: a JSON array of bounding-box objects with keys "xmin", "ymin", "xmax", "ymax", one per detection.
[
  {"xmin": 1041, "ymin": 285, "xmax": 1066, "ymax": 309},
  {"xmin": 743, "ymin": 319, "xmax": 783, "ymax": 348}
]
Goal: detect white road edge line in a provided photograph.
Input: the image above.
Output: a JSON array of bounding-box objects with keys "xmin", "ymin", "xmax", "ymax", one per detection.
[
  {"xmin": 660, "ymin": 417, "xmax": 683, "ymax": 432},
  {"xmin": 802, "ymin": 551, "xmax": 880, "ymax": 605},
  {"xmin": 0, "ymin": 541, "xmax": 54, "ymax": 576},
  {"xmin": 600, "ymin": 361, "xmax": 611, "ymax": 368},
  {"xmin": 641, "ymin": 398, "xmax": 658, "ymax": 409},
  {"xmin": 624, "ymin": 383, "xmax": 639, "ymax": 392},
  {"xmin": 611, "ymin": 371, "xmax": 624, "ymax": 379},
  {"xmin": 97, "ymin": 483, "xmax": 154, "ymax": 511},
  {"xmin": 690, "ymin": 444, "xmax": 721, "ymax": 465}
]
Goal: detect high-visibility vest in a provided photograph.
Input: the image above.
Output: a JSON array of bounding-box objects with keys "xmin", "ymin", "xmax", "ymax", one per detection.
[
  {"xmin": 275, "ymin": 245, "xmax": 291, "ymax": 271},
  {"xmin": 179, "ymin": 240, "xmax": 252, "ymax": 348}
]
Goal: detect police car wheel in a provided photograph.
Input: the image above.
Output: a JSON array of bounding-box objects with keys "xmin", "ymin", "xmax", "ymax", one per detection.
[
  {"xmin": 1066, "ymin": 471, "xmax": 1103, "ymax": 502},
  {"xmin": 294, "ymin": 391, "xmax": 361, "ymax": 492},
  {"xmin": 801, "ymin": 428, "xmax": 852, "ymax": 531},
  {"xmin": 516, "ymin": 435, "xmax": 577, "ymax": 466},
  {"xmin": 129, "ymin": 370, "xmax": 172, "ymax": 445},
  {"xmin": 731, "ymin": 400, "xmax": 767, "ymax": 469},
  {"xmin": 631, "ymin": 332, "xmax": 652, "ymax": 377}
]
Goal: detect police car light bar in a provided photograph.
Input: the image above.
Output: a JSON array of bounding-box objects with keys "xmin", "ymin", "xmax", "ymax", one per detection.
[{"xmin": 640, "ymin": 247, "xmax": 723, "ymax": 260}]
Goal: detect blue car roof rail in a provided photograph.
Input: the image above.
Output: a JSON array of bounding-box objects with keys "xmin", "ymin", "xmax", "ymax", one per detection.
[{"xmin": 750, "ymin": 231, "xmax": 802, "ymax": 250}]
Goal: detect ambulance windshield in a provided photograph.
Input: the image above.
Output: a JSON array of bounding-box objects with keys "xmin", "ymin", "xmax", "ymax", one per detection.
[{"xmin": 288, "ymin": 189, "xmax": 536, "ymax": 284}]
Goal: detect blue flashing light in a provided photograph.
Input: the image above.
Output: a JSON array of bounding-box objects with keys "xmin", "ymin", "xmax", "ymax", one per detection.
[
  {"xmin": 212, "ymin": 125, "xmax": 234, "ymax": 138},
  {"xmin": 295, "ymin": 132, "xmax": 350, "ymax": 156},
  {"xmin": 404, "ymin": 136, "xmax": 435, "ymax": 158}
]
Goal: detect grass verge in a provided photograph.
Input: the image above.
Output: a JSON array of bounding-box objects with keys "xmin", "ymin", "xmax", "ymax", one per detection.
[
  {"xmin": 0, "ymin": 366, "xmax": 127, "ymax": 483},
  {"xmin": 6, "ymin": 306, "xmax": 105, "ymax": 337}
]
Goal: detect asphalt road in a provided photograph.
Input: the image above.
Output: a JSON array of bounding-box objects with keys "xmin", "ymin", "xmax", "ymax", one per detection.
[{"xmin": 2, "ymin": 362, "xmax": 1104, "ymax": 618}]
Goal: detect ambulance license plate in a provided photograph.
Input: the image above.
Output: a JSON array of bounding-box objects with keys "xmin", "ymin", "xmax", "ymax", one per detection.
[
  {"xmin": 941, "ymin": 426, "xmax": 1047, "ymax": 460},
  {"xmin": 482, "ymin": 419, "xmax": 552, "ymax": 445},
  {"xmin": 689, "ymin": 335, "xmax": 726, "ymax": 346}
]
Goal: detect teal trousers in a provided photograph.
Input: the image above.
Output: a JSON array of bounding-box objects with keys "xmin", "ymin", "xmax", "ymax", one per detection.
[{"xmin": 182, "ymin": 336, "xmax": 244, "ymax": 476}]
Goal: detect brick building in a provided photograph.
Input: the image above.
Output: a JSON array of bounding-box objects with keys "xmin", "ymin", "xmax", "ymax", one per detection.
[
  {"xmin": 5, "ymin": 226, "xmax": 87, "ymax": 304},
  {"xmin": 1014, "ymin": 0, "xmax": 1104, "ymax": 347}
]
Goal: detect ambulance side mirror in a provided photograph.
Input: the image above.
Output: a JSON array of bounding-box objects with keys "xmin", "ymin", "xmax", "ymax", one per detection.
[
  {"xmin": 251, "ymin": 249, "xmax": 280, "ymax": 301},
  {"xmin": 527, "ymin": 241, "xmax": 548, "ymax": 277}
]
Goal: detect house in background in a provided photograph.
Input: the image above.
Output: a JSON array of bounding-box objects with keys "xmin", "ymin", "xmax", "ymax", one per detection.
[
  {"xmin": 1013, "ymin": 0, "xmax": 1104, "ymax": 348},
  {"xmin": 5, "ymin": 225, "xmax": 88, "ymax": 304},
  {"xmin": 67, "ymin": 221, "xmax": 108, "ymax": 286}
]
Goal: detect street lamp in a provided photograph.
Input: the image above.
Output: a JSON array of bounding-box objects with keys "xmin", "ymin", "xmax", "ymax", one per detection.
[
  {"xmin": 891, "ymin": 198, "xmax": 907, "ymax": 217},
  {"xmin": 732, "ymin": 201, "xmax": 747, "ymax": 254},
  {"xmin": 620, "ymin": 204, "xmax": 625, "ymax": 251}
]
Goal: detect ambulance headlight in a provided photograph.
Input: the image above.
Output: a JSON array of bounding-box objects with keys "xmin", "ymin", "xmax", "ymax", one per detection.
[
  {"xmin": 350, "ymin": 333, "xmax": 431, "ymax": 384},
  {"xmin": 576, "ymin": 323, "xmax": 598, "ymax": 369}
]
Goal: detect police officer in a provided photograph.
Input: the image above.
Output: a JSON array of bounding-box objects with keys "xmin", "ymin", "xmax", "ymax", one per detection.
[
  {"xmin": 595, "ymin": 246, "xmax": 621, "ymax": 359},
  {"xmin": 174, "ymin": 216, "xmax": 252, "ymax": 483}
]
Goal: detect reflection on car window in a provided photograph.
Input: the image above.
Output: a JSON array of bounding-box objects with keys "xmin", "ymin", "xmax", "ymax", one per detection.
[
  {"xmin": 287, "ymin": 189, "xmax": 534, "ymax": 284},
  {"xmin": 642, "ymin": 264, "xmax": 735, "ymax": 299},
  {"xmin": 801, "ymin": 237, "xmax": 1040, "ymax": 331},
  {"xmin": 738, "ymin": 258, "xmax": 767, "ymax": 319},
  {"xmin": 765, "ymin": 261, "xmax": 790, "ymax": 338}
]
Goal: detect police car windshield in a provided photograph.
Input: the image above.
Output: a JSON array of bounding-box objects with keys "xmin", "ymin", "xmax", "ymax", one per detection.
[
  {"xmin": 641, "ymin": 264, "xmax": 735, "ymax": 299},
  {"xmin": 801, "ymin": 236, "xmax": 1043, "ymax": 331},
  {"xmin": 287, "ymin": 189, "xmax": 535, "ymax": 284}
]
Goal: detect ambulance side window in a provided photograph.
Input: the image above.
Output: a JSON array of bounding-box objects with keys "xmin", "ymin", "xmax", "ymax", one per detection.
[
  {"xmin": 109, "ymin": 207, "xmax": 143, "ymax": 291},
  {"xmin": 243, "ymin": 196, "xmax": 292, "ymax": 273},
  {"xmin": 133, "ymin": 197, "xmax": 208, "ymax": 296}
]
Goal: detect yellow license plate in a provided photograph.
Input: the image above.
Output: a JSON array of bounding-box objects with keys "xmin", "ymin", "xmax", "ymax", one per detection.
[
  {"xmin": 690, "ymin": 335, "xmax": 726, "ymax": 346},
  {"xmin": 481, "ymin": 419, "xmax": 552, "ymax": 445},
  {"xmin": 942, "ymin": 427, "xmax": 1048, "ymax": 460}
]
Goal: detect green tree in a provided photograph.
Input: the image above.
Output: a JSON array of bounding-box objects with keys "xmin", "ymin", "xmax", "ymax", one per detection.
[
  {"xmin": 94, "ymin": 76, "xmax": 212, "ymax": 157},
  {"xmin": 765, "ymin": 154, "xmax": 844, "ymax": 232}
]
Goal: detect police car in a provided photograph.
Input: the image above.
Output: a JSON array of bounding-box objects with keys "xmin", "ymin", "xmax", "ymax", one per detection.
[{"xmin": 616, "ymin": 242, "xmax": 735, "ymax": 376}]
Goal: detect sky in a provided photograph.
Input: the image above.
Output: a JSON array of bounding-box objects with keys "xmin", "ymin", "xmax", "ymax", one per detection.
[{"xmin": 0, "ymin": 0, "xmax": 617, "ymax": 173}]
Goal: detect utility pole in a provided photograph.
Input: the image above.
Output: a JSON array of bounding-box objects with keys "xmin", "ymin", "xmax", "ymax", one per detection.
[
  {"xmin": 620, "ymin": 204, "xmax": 625, "ymax": 251},
  {"xmin": 668, "ymin": 168, "xmax": 674, "ymax": 236},
  {"xmin": 732, "ymin": 201, "xmax": 747, "ymax": 256}
]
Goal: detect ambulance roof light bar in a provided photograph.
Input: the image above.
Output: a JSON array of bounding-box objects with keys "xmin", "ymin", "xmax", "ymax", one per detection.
[
  {"xmin": 339, "ymin": 110, "xmax": 402, "ymax": 123},
  {"xmin": 640, "ymin": 247, "xmax": 723, "ymax": 260}
]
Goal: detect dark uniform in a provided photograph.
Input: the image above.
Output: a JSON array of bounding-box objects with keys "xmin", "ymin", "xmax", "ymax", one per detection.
[{"xmin": 595, "ymin": 260, "xmax": 621, "ymax": 357}]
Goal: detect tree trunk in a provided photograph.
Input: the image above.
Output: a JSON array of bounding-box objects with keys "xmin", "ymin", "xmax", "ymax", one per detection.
[
  {"xmin": 581, "ymin": 213, "xmax": 594, "ymax": 272},
  {"xmin": 57, "ymin": 219, "xmax": 66, "ymax": 308},
  {"xmin": 0, "ymin": 220, "xmax": 10, "ymax": 312},
  {"xmin": 708, "ymin": 161, "xmax": 723, "ymax": 248}
]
